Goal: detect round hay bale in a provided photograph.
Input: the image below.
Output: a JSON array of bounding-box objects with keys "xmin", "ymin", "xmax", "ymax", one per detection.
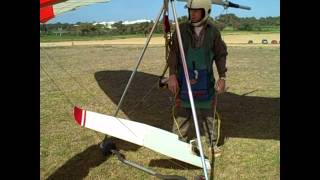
[
  {"xmin": 248, "ymin": 40, "xmax": 253, "ymax": 44},
  {"xmin": 262, "ymin": 39, "xmax": 268, "ymax": 44},
  {"xmin": 271, "ymin": 40, "xmax": 278, "ymax": 44}
]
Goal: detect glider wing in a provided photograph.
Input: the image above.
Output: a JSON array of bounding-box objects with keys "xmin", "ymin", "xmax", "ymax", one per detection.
[{"xmin": 73, "ymin": 106, "xmax": 211, "ymax": 170}]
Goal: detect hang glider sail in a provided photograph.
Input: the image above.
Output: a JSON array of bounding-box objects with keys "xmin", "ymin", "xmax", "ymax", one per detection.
[
  {"xmin": 73, "ymin": 106, "xmax": 211, "ymax": 169},
  {"xmin": 40, "ymin": 0, "xmax": 111, "ymax": 23},
  {"xmin": 40, "ymin": 0, "xmax": 250, "ymax": 23}
]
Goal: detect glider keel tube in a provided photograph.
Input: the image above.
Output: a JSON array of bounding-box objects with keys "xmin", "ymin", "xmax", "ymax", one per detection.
[{"xmin": 73, "ymin": 107, "xmax": 211, "ymax": 169}]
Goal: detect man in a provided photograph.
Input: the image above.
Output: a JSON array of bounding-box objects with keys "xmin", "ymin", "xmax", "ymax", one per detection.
[{"xmin": 167, "ymin": 0, "xmax": 228, "ymax": 154}]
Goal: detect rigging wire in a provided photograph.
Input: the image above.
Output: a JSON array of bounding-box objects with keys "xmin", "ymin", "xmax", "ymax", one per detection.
[{"xmin": 40, "ymin": 47, "xmax": 133, "ymax": 143}]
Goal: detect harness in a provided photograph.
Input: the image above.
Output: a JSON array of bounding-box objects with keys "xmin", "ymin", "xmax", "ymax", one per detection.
[{"xmin": 177, "ymin": 23, "xmax": 216, "ymax": 109}]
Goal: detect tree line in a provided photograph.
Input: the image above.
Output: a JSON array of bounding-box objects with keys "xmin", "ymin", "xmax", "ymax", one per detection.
[
  {"xmin": 41, "ymin": 14, "xmax": 280, "ymax": 36},
  {"xmin": 213, "ymin": 14, "xmax": 280, "ymax": 31}
]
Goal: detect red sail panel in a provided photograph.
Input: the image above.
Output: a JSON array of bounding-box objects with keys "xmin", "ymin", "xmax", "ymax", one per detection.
[
  {"xmin": 40, "ymin": 0, "xmax": 65, "ymax": 8},
  {"xmin": 40, "ymin": 6, "xmax": 55, "ymax": 23}
]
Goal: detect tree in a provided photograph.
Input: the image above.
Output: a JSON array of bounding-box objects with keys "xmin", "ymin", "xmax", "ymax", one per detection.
[
  {"xmin": 239, "ymin": 23, "xmax": 253, "ymax": 31},
  {"xmin": 114, "ymin": 21, "xmax": 127, "ymax": 34},
  {"xmin": 216, "ymin": 13, "xmax": 240, "ymax": 30},
  {"xmin": 41, "ymin": 15, "xmax": 280, "ymax": 36},
  {"xmin": 178, "ymin": 16, "xmax": 188, "ymax": 23}
]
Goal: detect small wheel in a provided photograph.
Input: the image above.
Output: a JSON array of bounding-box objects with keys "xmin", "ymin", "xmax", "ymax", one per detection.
[{"xmin": 99, "ymin": 138, "xmax": 117, "ymax": 156}]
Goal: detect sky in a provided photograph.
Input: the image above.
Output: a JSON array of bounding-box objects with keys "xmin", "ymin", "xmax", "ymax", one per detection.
[{"xmin": 48, "ymin": 0, "xmax": 280, "ymax": 24}]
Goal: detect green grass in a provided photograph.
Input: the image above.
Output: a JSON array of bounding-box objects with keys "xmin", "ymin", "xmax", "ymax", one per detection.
[
  {"xmin": 40, "ymin": 30, "xmax": 279, "ymax": 42},
  {"xmin": 40, "ymin": 45, "xmax": 279, "ymax": 179}
]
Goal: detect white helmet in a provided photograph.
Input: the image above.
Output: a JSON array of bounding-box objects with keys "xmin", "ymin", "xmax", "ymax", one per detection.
[{"xmin": 186, "ymin": 0, "xmax": 212, "ymax": 26}]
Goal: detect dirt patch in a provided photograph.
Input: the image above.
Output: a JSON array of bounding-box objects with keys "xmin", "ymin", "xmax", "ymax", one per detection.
[
  {"xmin": 222, "ymin": 33, "xmax": 279, "ymax": 44},
  {"xmin": 40, "ymin": 37, "xmax": 165, "ymax": 47},
  {"xmin": 40, "ymin": 33, "xmax": 280, "ymax": 47}
]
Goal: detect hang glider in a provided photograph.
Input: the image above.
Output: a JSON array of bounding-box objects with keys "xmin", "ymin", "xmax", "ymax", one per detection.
[
  {"xmin": 40, "ymin": 0, "xmax": 111, "ymax": 23},
  {"xmin": 58, "ymin": 0, "xmax": 251, "ymax": 179},
  {"xmin": 73, "ymin": 106, "xmax": 211, "ymax": 169}
]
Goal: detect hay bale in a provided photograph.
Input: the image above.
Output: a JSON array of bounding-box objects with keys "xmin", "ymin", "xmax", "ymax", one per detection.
[
  {"xmin": 271, "ymin": 40, "xmax": 278, "ymax": 44},
  {"xmin": 262, "ymin": 39, "xmax": 268, "ymax": 44},
  {"xmin": 248, "ymin": 40, "xmax": 253, "ymax": 44}
]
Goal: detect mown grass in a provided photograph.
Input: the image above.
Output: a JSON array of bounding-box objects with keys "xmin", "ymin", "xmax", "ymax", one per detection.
[
  {"xmin": 40, "ymin": 30, "xmax": 279, "ymax": 43},
  {"xmin": 40, "ymin": 44, "xmax": 279, "ymax": 179}
]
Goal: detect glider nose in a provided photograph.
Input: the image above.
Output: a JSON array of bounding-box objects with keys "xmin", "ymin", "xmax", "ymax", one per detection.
[{"xmin": 74, "ymin": 106, "xmax": 83, "ymax": 126}]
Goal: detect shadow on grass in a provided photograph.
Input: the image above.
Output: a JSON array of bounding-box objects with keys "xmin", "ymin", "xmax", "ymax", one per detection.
[
  {"xmin": 94, "ymin": 70, "xmax": 279, "ymax": 142},
  {"xmin": 95, "ymin": 70, "xmax": 173, "ymax": 132},
  {"xmin": 93, "ymin": 70, "xmax": 279, "ymax": 167},
  {"xmin": 217, "ymin": 90, "xmax": 280, "ymax": 145},
  {"xmin": 46, "ymin": 145, "xmax": 108, "ymax": 180}
]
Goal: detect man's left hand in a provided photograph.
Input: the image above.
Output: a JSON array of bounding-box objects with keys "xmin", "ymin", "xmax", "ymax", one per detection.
[{"xmin": 215, "ymin": 78, "xmax": 226, "ymax": 94}]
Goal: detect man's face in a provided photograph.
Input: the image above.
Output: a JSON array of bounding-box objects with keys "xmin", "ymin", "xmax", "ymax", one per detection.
[{"xmin": 189, "ymin": 9, "xmax": 203, "ymax": 23}]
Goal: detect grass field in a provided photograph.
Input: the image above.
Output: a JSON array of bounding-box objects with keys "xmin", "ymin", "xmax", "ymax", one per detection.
[{"xmin": 40, "ymin": 44, "xmax": 279, "ymax": 179}]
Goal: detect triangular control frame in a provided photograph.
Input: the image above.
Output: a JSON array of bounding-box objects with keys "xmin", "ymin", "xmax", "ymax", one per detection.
[{"xmin": 112, "ymin": 0, "xmax": 209, "ymax": 179}]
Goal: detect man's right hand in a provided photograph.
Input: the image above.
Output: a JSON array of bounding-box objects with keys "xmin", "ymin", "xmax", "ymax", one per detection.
[{"xmin": 168, "ymin": 74, "xmax": 179, "ymax": 95}]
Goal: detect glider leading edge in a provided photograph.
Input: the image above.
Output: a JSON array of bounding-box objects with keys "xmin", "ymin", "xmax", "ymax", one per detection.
[
  {"xmin": 73, "ymin": 106, "xmax": 211, "ymax": 169},
  {"xmin": 40, "ymin": 0, "xmax": 111, "ymax": 23},
  {"xmin": 40, "ymin": 0, "xmax": 250, "ymax": 24}
]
